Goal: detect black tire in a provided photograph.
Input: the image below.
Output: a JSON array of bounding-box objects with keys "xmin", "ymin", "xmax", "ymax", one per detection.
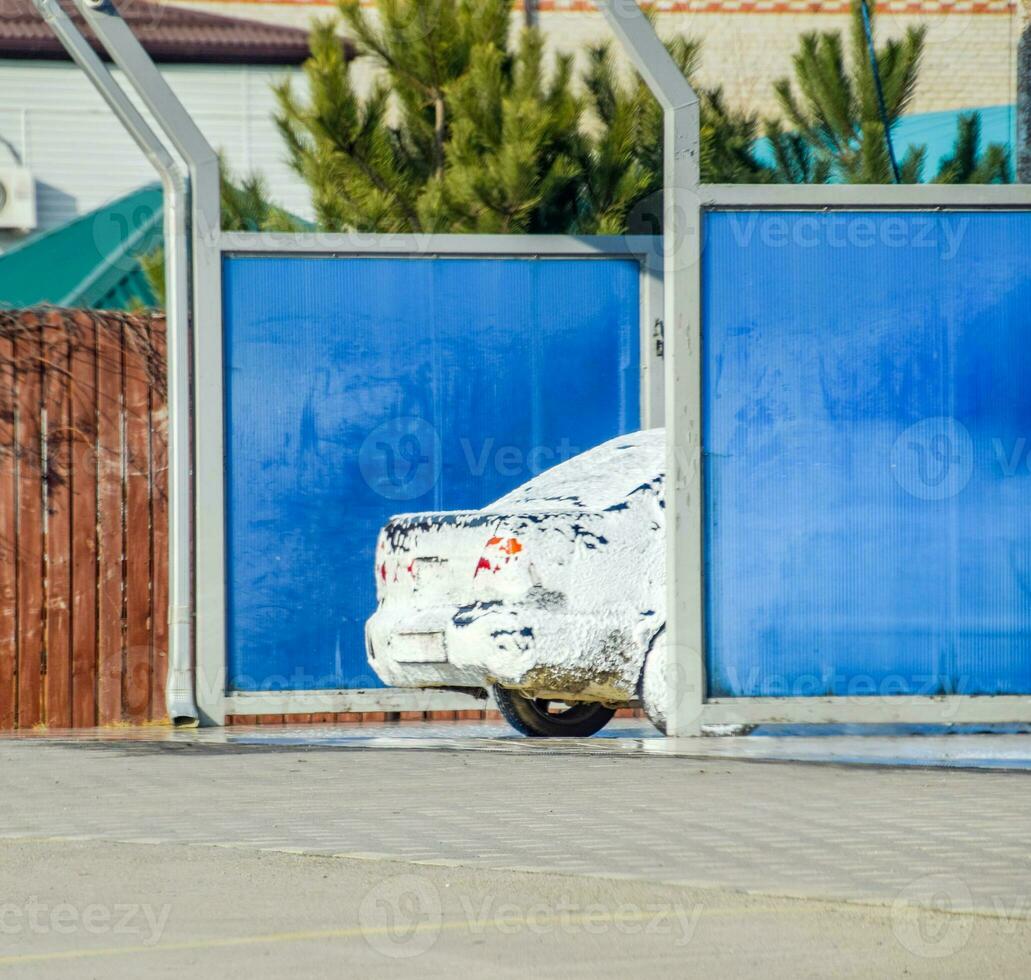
[{"xmin": 492, "ymin": 684, "xmax": 616, "ymax": 737}]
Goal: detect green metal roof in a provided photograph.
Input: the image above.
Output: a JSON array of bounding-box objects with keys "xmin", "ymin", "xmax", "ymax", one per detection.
[{"xmin": 0, "ymin": 184, "xmax": 162, "ymax": 310}]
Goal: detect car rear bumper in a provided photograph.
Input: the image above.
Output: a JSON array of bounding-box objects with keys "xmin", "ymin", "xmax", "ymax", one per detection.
[{"xmin": 365, "ymin": 599, "xmax": 660, "ymax": 702}]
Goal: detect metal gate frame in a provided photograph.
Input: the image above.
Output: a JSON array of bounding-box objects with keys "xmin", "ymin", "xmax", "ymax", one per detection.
[
  {"xmin": 672, "ymin": 183, "xmax": 1031, "ymax": 733},
  {"xmin": 201, "ymin": 233, "xmax": 664, "ymax": 724}
]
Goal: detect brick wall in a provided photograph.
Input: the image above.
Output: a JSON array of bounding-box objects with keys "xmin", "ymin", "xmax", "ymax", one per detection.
[
  {"xmin": 178, "ymin": 1, "xmax": 1022, "ymax": 117},
  {"xmin": 532, "ymin": 5, "xmax": 1020, "ymax": 116}
]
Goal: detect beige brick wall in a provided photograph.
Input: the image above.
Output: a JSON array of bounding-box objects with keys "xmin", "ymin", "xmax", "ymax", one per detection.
[
  {"xmin": 177, "ymin": 1, "xmax": 1022, "ymax": 117},
  {"xmin": 531, "ymin": 9, "xmax": 1019, "ymax": 115}
]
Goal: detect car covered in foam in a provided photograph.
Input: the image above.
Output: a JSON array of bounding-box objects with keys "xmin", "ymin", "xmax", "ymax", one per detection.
[{"xmin": 365, "ymin": 429, "xmax": 668, "ymax": 736}]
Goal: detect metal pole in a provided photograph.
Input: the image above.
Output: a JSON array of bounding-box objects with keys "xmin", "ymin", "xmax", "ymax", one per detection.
[
  {"xmin": 594, "ymin": 0, "xmax": 704, "ymax": 735},
  {"xmin": 72, "ymin": 0, "xmax": 225, "ymax": 724},
  {"xmin": 33, "ymin": 0, "xmax": 199, "ymax": 726}
]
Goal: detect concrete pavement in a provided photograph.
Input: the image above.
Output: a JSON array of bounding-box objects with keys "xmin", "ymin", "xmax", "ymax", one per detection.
[
  {"xmin": 1, "ymin": 727, "xmax": 1030, "ymax": 976},
  {"xmin": 1, "ymin": 839, "xmax": 1029, "ymax": 978}
]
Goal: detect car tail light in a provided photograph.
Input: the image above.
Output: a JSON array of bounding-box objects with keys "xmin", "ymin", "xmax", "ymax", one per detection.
[{"xmin": 474, "ymin": 536, "xmax": 523, "ymax": 577}]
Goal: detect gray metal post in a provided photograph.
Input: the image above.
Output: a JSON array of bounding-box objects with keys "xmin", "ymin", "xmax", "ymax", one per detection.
[
  {"xmin": 594, "ymin": 0, "xmax": 704, "ymax": 735},
  {"xmin": 34, "ymin": 0, "xmax": 199, "ymax": 725},
  {"xmin": 73, "ymin": 0, "xmax": 225, "ymax": 724}
]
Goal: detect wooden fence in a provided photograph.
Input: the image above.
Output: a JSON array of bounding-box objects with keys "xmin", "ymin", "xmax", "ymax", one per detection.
[{"xmin": 0, "ymin": 309, "xmax": 167, "ymax": 728}]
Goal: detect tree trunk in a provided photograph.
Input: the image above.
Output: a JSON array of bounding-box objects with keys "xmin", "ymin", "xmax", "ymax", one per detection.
[
  {"xmin": 434, "ymin": 94, "xmax": 446, "ymax": 178},
  {"xmin": 1020, "ymin": 20, "xmax": 1031, "ymax": 182}
]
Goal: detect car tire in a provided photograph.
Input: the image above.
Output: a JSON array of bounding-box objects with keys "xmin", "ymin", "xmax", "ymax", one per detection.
[
  {"xmin": 492, "ymin": 684, "xmax": 616, "ymax": 737},
  {"xmin": 637, "ymin": 628, "xmax": 667, "ymax": 735}
]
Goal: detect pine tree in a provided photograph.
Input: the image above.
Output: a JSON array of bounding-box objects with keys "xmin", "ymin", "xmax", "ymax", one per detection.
[
  {"xmin": 770, "ymin": 0, "xmax": 1011, "ymax": 184},
  {"xmin": 275, "ymin": 0, "xmax": 772, "ymax": 236},
  {"xmin": 764, "ymin": 121, "xmax": 831, "ymax": 185},
  {"xmin": 768, "ymin": 0, "xmax": 925, "ymax": 183},
  {"xmin": 274, "ymin": 0, "xmax": 554, "ymax": 232},
  {"xmin": 934, "ymin": 112, "xmax": 1011, "ymax": 184},
  {"xmin": 573, "ymin": 41, "xmax": 657, "ymax": 234},
  {"xmin": 433, "ymin": 30, "xmax": 582, "ymax": 232},
  {"xmin": 219, "ymin": 165, "xmax": 303, "ymax": 233},
  {"xmin": 575, "ymin": 38, "xmax": 771, "ymax": 233},
  {"xmin": 141, "ymin": 160, "xmax": 301, "ymax": 305}
]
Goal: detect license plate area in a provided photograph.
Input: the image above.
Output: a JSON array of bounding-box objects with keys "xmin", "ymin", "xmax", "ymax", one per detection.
[{"xmin": 393, "ymin": 630, "xmax": 449, "ymax": 664}]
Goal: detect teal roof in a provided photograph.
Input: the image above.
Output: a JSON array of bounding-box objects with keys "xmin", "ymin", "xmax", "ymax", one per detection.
[
  {"xmin": 894, "ymin": 104, "xmax": 1015, "ymax": 171},
  {"xmin": 0, "ymin": 184, "xmax": 162, "ymax": 310},
  {"xmin": 754, "ymin": 105, "xmax": 1016, "ymax": 181}
]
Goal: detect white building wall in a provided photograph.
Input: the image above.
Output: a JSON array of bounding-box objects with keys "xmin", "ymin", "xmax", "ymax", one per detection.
[{"xmin": 0, "ymin": 59, "xmax": 311, "ymax": 253}]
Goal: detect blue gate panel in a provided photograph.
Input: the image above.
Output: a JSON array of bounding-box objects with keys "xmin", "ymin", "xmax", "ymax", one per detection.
[
  {"xmin": 703, "ymin": 210, "xmax": 1031, "ymax": 698},
  {"xmin": 223, "ymin": 255, "xmax": 640, "ymax": 691}
]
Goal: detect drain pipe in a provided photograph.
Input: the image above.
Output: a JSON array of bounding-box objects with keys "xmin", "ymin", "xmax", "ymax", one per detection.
[
  {"xmin": 34, "ymin": 0, "xmax": 199, "ymax": 726},
  {"xmin": 72, "ymin": 0, "xmax": 223, "ymax": 725}
]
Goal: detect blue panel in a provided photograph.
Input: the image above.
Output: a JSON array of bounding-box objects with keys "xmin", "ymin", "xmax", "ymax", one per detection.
[
  {"xmin": 703, "ymin": 211, "xmax": 1031, "ymax": 697},
  {"xmin": 224, "ymin": 256, "xmax": 639, "ymax": 691}
]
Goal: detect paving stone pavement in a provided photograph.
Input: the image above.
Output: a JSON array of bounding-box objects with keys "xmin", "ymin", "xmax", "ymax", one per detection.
[{"xmin": 2, "ymin": 735, "xmax": 1030, "ymax": 918}]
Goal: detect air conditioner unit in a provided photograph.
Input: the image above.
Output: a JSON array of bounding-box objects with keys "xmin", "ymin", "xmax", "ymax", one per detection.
[{"xmin": 0, "ymin": 167, "xmax": 37, "ymax": 231}]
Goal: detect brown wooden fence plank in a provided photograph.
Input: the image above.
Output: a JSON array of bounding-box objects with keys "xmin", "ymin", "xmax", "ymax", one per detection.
[
  {"xmin": 123, "ymin": 321, "xmax": 152, "ymax": 723},
  {"xmin": 0, "ymin": 333, "xmax": 16, "ymax": 729},
  {"xmin": 70, "ymin": 314, "xmax": 98, "ymax": 728},
  {"xmin": 96, "ymin": 318, "xmax": 123, "ymax": 725},
  {"xmin": 43, "ymin": 314, "xmax": 72, "ymax": 728},
  {"xmin": 14, "ymin": 320, "xmax": 43, "ymax": 728},
  {"xmin": 150, "ymin": 318, "xmax": 168, "ymax": 722}
]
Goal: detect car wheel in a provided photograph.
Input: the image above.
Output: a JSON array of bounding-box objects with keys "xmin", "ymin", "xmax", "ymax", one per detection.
[
  {"xmin": 637, "ymin": 628, "xmax": 667, "ymax": 735},
  {"xmin": 492, "ymin": 684, "xmax": 616, "ymax": 737}
]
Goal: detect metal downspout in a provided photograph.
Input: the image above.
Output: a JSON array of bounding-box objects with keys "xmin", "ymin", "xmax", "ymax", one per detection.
[{"xmin": 34, "ymin": 0, "xmax": 199, "ymax": 725}]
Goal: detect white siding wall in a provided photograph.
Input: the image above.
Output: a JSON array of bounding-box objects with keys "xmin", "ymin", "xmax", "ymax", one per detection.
[{"xmin": 0, "ymin": 59, "xmax": 311, "ymax": 253}]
